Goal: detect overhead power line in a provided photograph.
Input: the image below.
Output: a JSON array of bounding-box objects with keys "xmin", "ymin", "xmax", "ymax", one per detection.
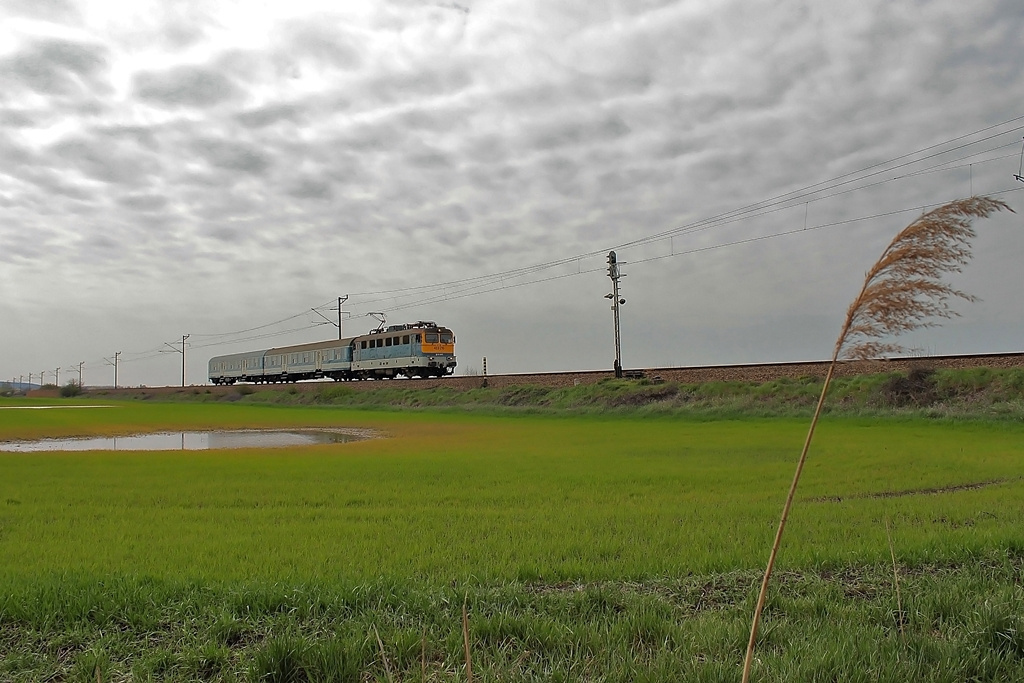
[{"xmin": 29, "ymin": 115, "xmax": 1023, "ymax": 379}]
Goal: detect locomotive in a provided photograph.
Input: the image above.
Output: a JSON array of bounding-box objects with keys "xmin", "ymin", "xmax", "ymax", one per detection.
[{"xmin": 208, "ymin": 321, "xmax": 456, "ymax": 384}]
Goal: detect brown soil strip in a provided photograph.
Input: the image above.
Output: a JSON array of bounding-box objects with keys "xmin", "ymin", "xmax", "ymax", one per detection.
[{"xmin": 807, "ymin": 477, "xmax": 1015, "ymax": 503}]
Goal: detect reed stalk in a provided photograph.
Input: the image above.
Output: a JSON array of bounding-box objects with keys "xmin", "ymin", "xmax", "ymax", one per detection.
[
  {"xmin": 463, "ymin": 597, "xmax": 474, "ymax": 683},
  {"xmin": 372, "ymin": 624, "xmax": 395, "ymax": 683},
  {"xmin": 885, "ymin": 518, "xmax": 905, "ymax": 641},
  {"xmin": 740, "ymin": 196, "xmax": 1011, "ymax": 682}
]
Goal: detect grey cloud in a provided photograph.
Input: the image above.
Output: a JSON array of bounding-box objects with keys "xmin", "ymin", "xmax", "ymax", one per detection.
[
  {"xmin": 363, "ymin": 64, "xmax": 473, "ymax": 105},
  {"xmin": 540, "ymin": 156, "xmax": 582, "ymax": 196},
  {"xmin": 458, "ymin": 130, "xmax": 515, "ymax": 164},
  {"xmin": 1, "ymin": 0, "xmax": 80, "ymax": 22},
  {"xmin": 0, "ymin": 136, "xmax": 33, "ymax": 167},
  {"xmin": 49, "ymin": 136, "xmax": 159, "ymax": 186},
  {"xmin": 435, "ymin": 226, "xmax": 470, "ymax": 246},
  {"xmin": 163, "ymin": 22, "xmax": 207, "ymax": 49},
  {"xmin": 334, "ymin": 122, "xmax": 410, "ymax": 153},
  {"xmin": 0, "ymin": 233, "xmax": 47, "ymax": 263},
  {"xmin": 118, "ymin": 194, "xmax": 169, "ymax": 212},
  {"xmin": 192, "ymin": 139, "xmax": 271, "ymax": 175},
  {"xmin": 0, "ymin": 38, "xmax": 109, "ymax": 97},
  {"xmin": 133, "ymin": 66, "xmax": 240, "ymax": 108},
  {"xmin": 81, "ymin": 234, "xmax": 119, "ymax": 252},
  {"xmin": 279, "ymin": 20, "xmax": 363, "ymax": 70},
  {"xmin": 0, "ymin": 109, "xmax": 37, "ymax": 127},
  {"xmin": 526, "ymin": 114, "xmax": 631, "ymax": 151},
  {"xmin": 6, "ymin": 163, "xmax": 95, "ymax": 202},
  {"xmin": 287, "ymin": 178, "xmax": 333, "ymax": 200},
  {"xmin": 236, "ymin": 103, "xmax": 306, "ymax": 128},
  {"xmin": 398, "ymin": 107, "xmax": 465, "ymax": 133},
  {"xmin": 406, "ymin": 149, "xmax": 452, "ymax": 170},
  {"xmin": 201, "ymin": 225, "xmax": 242, "ymax": 242},
  {"xmin": 96, "ymin": 125, "xmax": 161, "ymax": 151}
]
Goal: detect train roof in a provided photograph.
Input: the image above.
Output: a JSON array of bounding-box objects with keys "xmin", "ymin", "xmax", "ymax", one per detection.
[
  {"xmin": 359, "ymin": 322, "xmax": 452, "ymax": 337},
  {"xmin": 208, "ymin": 349, "xmax": 271, "ymax": 364},
  {"xmin": 265, "ymin": 338, "xmax": 357, "ymax": 354}
]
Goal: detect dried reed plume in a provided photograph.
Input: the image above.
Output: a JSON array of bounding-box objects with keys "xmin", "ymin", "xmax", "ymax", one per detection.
[{"xmin": 741, "ymin": 196, "xmax": 1012, "ymax": 683}]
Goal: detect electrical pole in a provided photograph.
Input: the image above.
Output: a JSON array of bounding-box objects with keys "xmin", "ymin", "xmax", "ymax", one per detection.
[
  {"xmin": 605, "ymin": 251, "xmax": 626, "ymax": 378},
  {"xmin": 55, "ymin": 367, "xmax": 60, "ymax": 386},
  {"xmin": 105, "ymin": 352, "xmax": 121, "ymax": 388},
  {"xmin": 27, "ymin": 372, "xmax": 32, "ymax": 388},
  {"xmin": 164, "ymin": 335, "xmax": 190, "ymax": 386},
  {"xmin": 311, "ymin": 295, "xmax": 349, "ymax": 339},
  {"xmin": 338, "ymin": 295, "xmax": 349, "ymax": 339},
  {"xmin": 76, "ymin": 361, "xmax": 84, "ymax": 388}
]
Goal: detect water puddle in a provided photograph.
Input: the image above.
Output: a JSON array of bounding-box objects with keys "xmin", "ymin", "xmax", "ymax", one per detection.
[{"xmin": 0, "ymin": 429, "xmax": 365, "ymax": 452}]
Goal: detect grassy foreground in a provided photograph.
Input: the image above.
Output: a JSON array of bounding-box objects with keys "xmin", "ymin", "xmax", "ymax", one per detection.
[{"xmin": 1, "ymin": 399, "xmax": 1023, "ymax": 681}]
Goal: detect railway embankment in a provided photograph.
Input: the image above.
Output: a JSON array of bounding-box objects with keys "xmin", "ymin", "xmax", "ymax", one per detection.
[{"xmin": 71, "ymin": 353, "xmax": 1024, "ymax": 419}]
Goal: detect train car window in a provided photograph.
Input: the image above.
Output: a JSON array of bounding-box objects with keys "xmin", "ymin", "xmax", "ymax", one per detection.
[
  {"xmin": 415, "ymin": 334, "xmax": 422, "ymax": 342},
  {"xmin": 426, "ymin": 333, "xmax": 439, "ymax": 343},
  {"xmin": 403, "ymin": 335, "xmax": 410, "ymax": 344},
  {"xmin": 360, "ymin": 341, "xmax": 366, "ymax": 349},
  {"xmin": 385, "ymin": 337, "xmax": 392, "ymax": 347}
]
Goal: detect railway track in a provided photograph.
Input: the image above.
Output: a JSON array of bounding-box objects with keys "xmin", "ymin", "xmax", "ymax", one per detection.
[{"xmin": 71, "ymin": 351, "xmax": 1024, "ymax": 398}]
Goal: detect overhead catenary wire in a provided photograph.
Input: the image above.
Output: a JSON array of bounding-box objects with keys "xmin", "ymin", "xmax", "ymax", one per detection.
[
  {"xmin": 342, "ymin": 117, "xmax": 1024, "ymax": 304},
  {"xmin": 27, "ymin": 116, "xmax": 1024, "ymax": 381}
]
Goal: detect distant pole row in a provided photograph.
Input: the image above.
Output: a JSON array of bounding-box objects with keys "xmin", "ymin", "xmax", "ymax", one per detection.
[{"xmin": 7, "ymin": 363, "xmax": 83, "ymax": 390}]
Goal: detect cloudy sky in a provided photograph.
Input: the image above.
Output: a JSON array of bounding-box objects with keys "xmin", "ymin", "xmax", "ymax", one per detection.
[{"xmin": 2, "ymin": 0, "xmax": 1022, "ymax": 387}]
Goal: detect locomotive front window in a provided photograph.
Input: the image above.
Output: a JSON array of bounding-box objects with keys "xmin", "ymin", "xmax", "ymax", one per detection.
[
  {"xmin": 425, "ymin": 333, "xmax": 439, "ymax": 343},
  {"xmin": 440, "ymin": 333, "xmax": 453, "ymax": 344}
]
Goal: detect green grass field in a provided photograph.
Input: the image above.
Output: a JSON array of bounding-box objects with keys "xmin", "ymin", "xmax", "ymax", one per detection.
[{"xmin": 1, "ymin": 397, "xmax": 1022, "ymax": 681}]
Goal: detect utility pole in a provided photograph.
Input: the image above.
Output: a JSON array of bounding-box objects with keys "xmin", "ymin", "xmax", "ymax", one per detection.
[
  {"xmin": 55, "ymin": 367, "xmax": 60, "ymax": 386},
  {"xmin": 164, "ymin": 335, "xmax": 190, "ymax": 386},
  {"xmin": 338, "ymin": 295, "xmax": 348, "ymax": 339},
  {"xmin": 27, "ymin": 372, "xmax": 32, "ymax": 387},
  {"xmin": 76, "ymin": 361, "xmax": 84, "ymax": 388},
  {"xmin": 105, "ymin": 352, "xmax": 121, "ymax": 388},
  {"xmin": 311, "ymin": 295, "xmax": 349, "ymax": 339},
  {"xmin": 605, "ymin": 251, "xmax": 626, "ymax": 378}
]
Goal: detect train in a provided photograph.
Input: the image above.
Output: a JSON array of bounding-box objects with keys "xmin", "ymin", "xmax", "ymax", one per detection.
[{"xmin": 208, "ymin": 321, "xmax": 456, "ymax": 384}]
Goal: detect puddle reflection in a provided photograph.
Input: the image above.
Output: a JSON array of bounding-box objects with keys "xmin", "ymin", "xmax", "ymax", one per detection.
[{"xmin": 0, "ymin": 430, "xmax": 363, "ymax": 452}]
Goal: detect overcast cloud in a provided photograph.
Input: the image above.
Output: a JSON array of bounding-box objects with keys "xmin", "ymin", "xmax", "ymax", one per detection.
[{"xmin": 1, "ymin": 0, "xmax": 1023, "ymax": 387}]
